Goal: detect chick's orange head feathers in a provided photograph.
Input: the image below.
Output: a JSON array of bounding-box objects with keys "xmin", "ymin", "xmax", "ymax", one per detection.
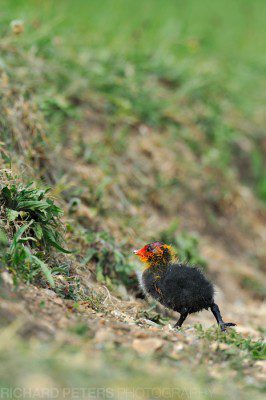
[{"xmin": 133, "ymin": 242, "xmax": 173, "ymax": 265}]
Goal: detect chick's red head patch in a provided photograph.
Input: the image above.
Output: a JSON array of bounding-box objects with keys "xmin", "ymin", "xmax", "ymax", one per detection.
[{"xmin": 133, "ymin": 242, "xmax": 173, "ymax": 265}]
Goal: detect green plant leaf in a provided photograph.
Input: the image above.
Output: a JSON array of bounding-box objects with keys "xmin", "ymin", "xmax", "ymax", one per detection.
[
  {"xmin": 6, "ymin": 208, "xmax": 19, "ymax": 222},
  {"xmin": 17, "ymin": 200, "xmax": 50, "ymax": 210},
  {"xmin": 24, "ymin": 247, "xmax": 55, "ymax": 288},
  {"xmin": 18, "ymin": 237, "xmax": 37, "ymax": 243},
  {"xmin": 46, "ymin": 237, "xmax": 72, "ymax": 254},
  {"xmin": 0, "ymin": 227, "xmax": 8, "ymax": 246},
  {"xmin": 33, "ymin": 223, "xmax": 43, "ymax": 240},
  {"xmin": 10, "ymin": 220, "xmax": 34, "ymax": 252},
  {"xmin": 43, "ymin": 229, "xmax": 72, "ymax": 253}
]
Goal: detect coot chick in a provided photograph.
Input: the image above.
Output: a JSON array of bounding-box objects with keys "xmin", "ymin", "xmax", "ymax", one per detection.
[{"xmin": 134, "ymin": 242, "xmax": 236, "ymax": 332}]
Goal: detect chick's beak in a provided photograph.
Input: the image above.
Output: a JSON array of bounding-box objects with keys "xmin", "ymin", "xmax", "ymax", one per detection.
[{"xmin": 133, "ymin": 249, "xmax": 141, "ymax": 255}]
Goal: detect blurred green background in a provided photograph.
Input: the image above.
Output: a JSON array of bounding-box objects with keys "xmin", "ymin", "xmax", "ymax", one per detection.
[
  {"xmin": 4, "ymin": 0, "xmax": 266, "ymax": 59},
  {"xmin": 2, "ymin": 0, "xmax": 265, "ymax": 204}
]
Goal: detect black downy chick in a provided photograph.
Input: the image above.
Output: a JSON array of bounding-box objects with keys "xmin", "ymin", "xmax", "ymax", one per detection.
[{"xmin": 134, "ymin": 242, "xmax": 236, "ymax": 331}]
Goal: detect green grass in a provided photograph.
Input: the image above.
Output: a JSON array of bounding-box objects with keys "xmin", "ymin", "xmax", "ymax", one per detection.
[{"xmin": 195, "ymin": 325, "xmax": 266, "ymax": 361}]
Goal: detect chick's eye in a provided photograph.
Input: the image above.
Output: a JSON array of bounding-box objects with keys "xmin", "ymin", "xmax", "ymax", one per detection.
[{"xmin": 147, "ymin": 245, "xmax": 153, "ymax": 252}]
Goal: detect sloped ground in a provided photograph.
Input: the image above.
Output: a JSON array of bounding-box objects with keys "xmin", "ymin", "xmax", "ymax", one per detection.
[
  {"xmin": 0, "ymin": 1, "xmax": 266, "ymax": 399},
  {"xmin": 0, "ymin": 269, "xmax": 265, "ymax": 399}
]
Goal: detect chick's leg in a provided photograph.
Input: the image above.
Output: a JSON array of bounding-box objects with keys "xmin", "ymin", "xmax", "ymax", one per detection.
[
  {"xmin": 174, "ymin": 309, "xmax": 189, "ymax": 329},
  {"xmin": 211, "ymin": 303, "xmax": 236, "ymax": 332}
]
